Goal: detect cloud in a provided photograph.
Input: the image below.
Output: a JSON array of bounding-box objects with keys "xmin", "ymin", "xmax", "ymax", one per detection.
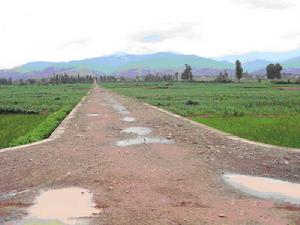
[
  {"xmin": 281, "ymin": 32, "xmax": 300, "ymax": 39},
  {"xmin": 57, "ymin": 38, "xmax": 92, "ymax": 50},
  {"xmin": 232, "ymin": 0, "xmax": 295, "ymax": 9},
  {"xmin": 130, "ymin": 22, "xmax": 201, "ymax": 43}
]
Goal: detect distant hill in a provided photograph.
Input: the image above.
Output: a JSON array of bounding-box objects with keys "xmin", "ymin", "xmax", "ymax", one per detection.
[
  {"xmin": 214, "ymin": 51, "xmax": 300, "ymax": 75},
  {"xmin": 243, "ymin": 59, "xmax": 272, "ymax": 73},
  {"xmin": 1, "ymin": 51, "xmax": 300, "ymax": 80},
  {"xmin": 214, "ymin": 49, "xmax": 300, "ymax": 63},
  {"xmin": 248, "ymin": 56, "xmax": 300, "ymax": 75},
  {"xmin": 282, "ymin": 56, "xmax": 300, "ymax": 68},
  {"xmin": 0, "ymin": 52, "xmax": 235, "ymax": 79}
]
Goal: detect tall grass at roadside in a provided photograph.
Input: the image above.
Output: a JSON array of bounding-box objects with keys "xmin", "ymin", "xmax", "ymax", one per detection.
[
  {"xmin": 8, "ymin": 106, "xmax": 71, "ymax": 147},
  {"xmin": 0, "ymin": 114, "xmax": 46, "ymax": 148}
]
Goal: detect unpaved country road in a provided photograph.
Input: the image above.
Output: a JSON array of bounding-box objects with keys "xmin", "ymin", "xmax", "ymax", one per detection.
[{"xmin": 0, "ymin": 85, "xmax": 300, "ymax": 225}]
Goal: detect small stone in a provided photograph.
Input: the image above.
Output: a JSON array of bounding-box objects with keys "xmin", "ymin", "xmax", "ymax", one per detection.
[{"xmin": 218, "ymin": 214, "xmax": 227, "ymax": 218}]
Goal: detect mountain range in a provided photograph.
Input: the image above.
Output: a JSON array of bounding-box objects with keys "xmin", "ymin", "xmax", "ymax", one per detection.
[{"xmin": 1, "ymin": 51, "xmax": 300, "ymax": 79}]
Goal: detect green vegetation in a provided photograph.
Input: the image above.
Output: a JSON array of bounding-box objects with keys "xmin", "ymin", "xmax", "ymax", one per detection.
[
  {"xmin": 267, "ymin": 63, "xmax": 283, "ymax": 79},
  {"xmin": 0, "ymin": 84, "xmax": 91, "ymax": 148},
  {"xmin": 102, "ymin": 81, "xmax": 300, "ymax": 148},
  {"xmin": 235, "ymin": 60, "xmax": 243, "ymax": 81},
  {"xmin": 0, "ymin": 114, "xmax": 46, "ymax": 148}
]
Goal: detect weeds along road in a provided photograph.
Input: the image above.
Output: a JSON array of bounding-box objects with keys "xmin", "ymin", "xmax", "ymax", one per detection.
[{"xmin": 0, "ymin": 85, "xmax": 300, "ymax": 225}]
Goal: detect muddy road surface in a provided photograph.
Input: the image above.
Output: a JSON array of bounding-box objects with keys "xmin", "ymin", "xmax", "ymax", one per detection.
[{"xmin": 0, "ymin": 86, "xmax": 300, "ymax": 225}]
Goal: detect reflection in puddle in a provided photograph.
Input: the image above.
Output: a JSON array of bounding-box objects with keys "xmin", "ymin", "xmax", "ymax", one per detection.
[
  {"xmin": 8, "ymin": 188, "xmax": 99, "ymax": 225},
  {"xmin": 223, "ymin": 174, "xmax": 300, "ymax": 205},
  {"xmin": 121, "ymin": 117, "xmax": 136, "ymax": 122},
  {"xmin": 116, "ymin": 137, "xmax": 173, "ymax": 147},
  {"xmin": 121, "ymin": 127, "xmax": 152, "ymax": 136},
  {"xmin": 87, "ymin": 113, "xmax": 99, "ymax": 117}
]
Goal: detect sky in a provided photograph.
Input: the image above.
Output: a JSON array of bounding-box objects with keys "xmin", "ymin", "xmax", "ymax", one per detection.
[{"xmin": 0, "ymin": 0, "xmax": 299, "ymax": 68}]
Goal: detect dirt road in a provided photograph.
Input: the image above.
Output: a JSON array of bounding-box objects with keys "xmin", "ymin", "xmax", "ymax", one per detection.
[{"xmin": 0, "ymin": 85, "xmax": 300, "ymax": 225}]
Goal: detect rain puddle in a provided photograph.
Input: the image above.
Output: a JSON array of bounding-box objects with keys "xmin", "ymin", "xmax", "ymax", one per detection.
[
  {"xmin": 112, "ymin": 103, "xmax": 130, "ymax": 115},
  {"xmin": 116, "ymin": 137, "xmax": 173, "ymax": 147},
  {"xmin": 121, "ymin": 117, "xmax": 136, "ymax": 122},
  {"xmin": 121, "ymin": 127, "xmax": 152, "ymax": 136},
  {"xmin": 8, "ymin": 187, "xmax": 99, "ymax": 225},
  {"xmin": 223, "ymin": 174, "xmax": 300, "ymax": 205},
  {"xmin": 87, "ymin": 113, "xmax": 99, "ymax": 117}
]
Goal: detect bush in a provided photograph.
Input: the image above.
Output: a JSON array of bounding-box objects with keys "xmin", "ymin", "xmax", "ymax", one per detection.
[
  {"xmin": 233, "ymin": 111, "xmax": 244, "ymax": 117},
  {"xmin": 271, "ymin": 80, "xmax": 290, "ymax": 85},
  {"xmin": 0, "ymin": 106, "xmax": 38, "ymax": 114},
  {"xmin": 185, "ymin": 100, "xmax": 199, "ymax": 106}
]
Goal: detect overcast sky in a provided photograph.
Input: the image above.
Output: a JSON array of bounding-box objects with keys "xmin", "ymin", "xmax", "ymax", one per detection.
[{"xmin": 0, "ymin": 0, "xmax": 299, "ymax": 68}]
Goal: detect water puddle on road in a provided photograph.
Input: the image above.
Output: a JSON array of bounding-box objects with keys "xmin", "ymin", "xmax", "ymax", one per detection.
[
  {"xmin": 116, "ymin": 137, "xmax": 173, "ymax": 147},
  {"xmin": 112, "ymin": 103, "xmax": 130, "ymax": 115},
  {"xmin": 112, "ymin": 103, "xmax": 126, "ymax": 112},
  {"xmin": 223, "ymin": 174, "xmax": 300, "ymax": 205},
  {"xmin": 121, "ymin": 127, "xmax": 152, "ymax": 136},
  {"xmin": 7, "ymin": 187, "xmax": 99, "ymax": 225},
  {"xmin": 87, "ymin": 113, "xmax": 99, "ymax": 117},
  {"xmin": 121, "ymin": 117, "xmax": 136, "ymax": 122}
]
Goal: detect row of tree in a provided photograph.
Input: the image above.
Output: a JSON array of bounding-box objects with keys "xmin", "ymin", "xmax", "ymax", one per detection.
[
  {"xmin": 49, "ymin": 73, "xmax": 94, "ymax": 84},
  {"xmin": 0, "ymin": 62, "xmax": 287, "ymax": 85},
  {"xmin": 0, "ymin": 73, "xmax": 95, "ymax": 85},
  {"xmin": 0, "ymin": 77, "xmax": 13, "ymax": 85}
]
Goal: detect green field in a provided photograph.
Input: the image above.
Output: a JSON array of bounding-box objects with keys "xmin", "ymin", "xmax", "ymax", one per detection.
[
  {"xmin": 0, "ymin": 84, "xmax": 91, "ymax": 148},
  {"xmin": 102, "ymin": 81, "xmax": 300, "ymax": 148}
]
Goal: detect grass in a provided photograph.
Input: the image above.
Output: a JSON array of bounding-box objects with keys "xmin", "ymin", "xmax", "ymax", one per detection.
[
  {"xmin": 194, "ymin": 115, "xmax": 300, "ymax": 148},
  {"xmin": 0, "ymin": 84, "xmax": 91, "ymax": 148},
  {"xmin": 0, "ymin": 114, "xmax": 46, "ymax": 148},
  {"xmin": 101, "ymin": 81, "xmax": 300, "ymax": 148}
]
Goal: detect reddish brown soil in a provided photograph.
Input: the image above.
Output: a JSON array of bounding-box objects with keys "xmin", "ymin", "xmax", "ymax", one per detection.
[
  {"xmin": 277, "ymin": 87, "xmax": 300, "ymax": 91},
  {"xmin": 0, "ymin": 86, "xmax": 300, "ymax": 225}
]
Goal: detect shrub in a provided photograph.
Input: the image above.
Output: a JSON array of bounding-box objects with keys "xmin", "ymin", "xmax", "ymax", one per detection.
[
  {"xmin": 233, "ymin": 111, "xmax": 244, "ymax": 117},
  {"xmin": 185, "ymin": 100, "xmax": 199, "ymax": 106}
]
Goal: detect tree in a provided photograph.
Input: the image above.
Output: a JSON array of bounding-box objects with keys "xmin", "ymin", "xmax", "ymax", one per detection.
[
  {"xmin": 266, "ymin": 63, "xmax": 283, "ymax": 79},
  {"xmin": 8, "ymin": 77, "xmax": 12, "ymax": 85},
  {"xmin": 181, "ymin": 64, "xmax": 193, "ymax": 81},
  {"xmin": 274, "ymin": 63, "xmax": 283, "ymax": 79},
  {"xmin": 235, "ymin": 60, "xmax": 243, "ymax": 81},
  {"xmin": 215, "ymin": 70, "xmax": 231, "ymax": 83},
  {"xmin": 174, "ymin": 72, "xmax": 179, "ymax": 81}
]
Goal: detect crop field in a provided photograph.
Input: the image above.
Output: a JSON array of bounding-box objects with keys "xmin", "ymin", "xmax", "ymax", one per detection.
[
  {"xmin": 102, "ymin": 81, "xmax": 300, "ymax": 148},
  {"xmin": 0, "ymin": 84, "xmax": 91, "ymax": 148}
]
